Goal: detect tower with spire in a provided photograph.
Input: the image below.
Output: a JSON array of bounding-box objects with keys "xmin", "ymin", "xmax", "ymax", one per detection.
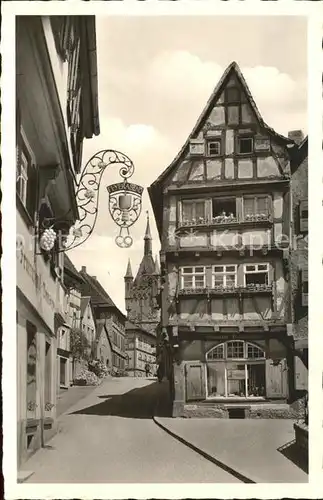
[{"xmin": 124, "ymin": 212, "xmax": 160, "ymax": 337}]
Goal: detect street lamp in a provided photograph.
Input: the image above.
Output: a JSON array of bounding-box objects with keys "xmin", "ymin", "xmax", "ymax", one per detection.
[{"xmin": 38, "ymin": 149, "xmax": 143, "ymax": 253}]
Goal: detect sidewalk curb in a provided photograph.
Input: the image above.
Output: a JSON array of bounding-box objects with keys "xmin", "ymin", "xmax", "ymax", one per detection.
[{"xmin": 153, "ymin": 392, "xmax": 256, "ymax": 484}]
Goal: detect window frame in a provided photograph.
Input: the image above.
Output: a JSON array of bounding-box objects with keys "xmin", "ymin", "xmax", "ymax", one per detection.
[
  {"xmin": 212, "ymin": 197, "xmax": 238, "ymax": 220},
  {"xmin": 180, "ymin": 266, "xmax": 206, "ymax": 289},
  {"xmin": 242, "ymin": 195, "xmax": 270, "ymax": 219},
  {"xmin": 212, "ymin": 264, "xmax": 238, "ymax": 288},
  {"xmin": 181, "ymin": 199, "xmax": 207, "ymax": 224},
  {"xmin": 207, "ymin": 140, "xmax": 222, "ymax": 157},
  {"xmin": 243, "ymin": 263, "xmax": 270, "ymax": 287},
  {"xmin": 206, "ymin": 341, "xmax": 266, "ymax": 399},
  {"xmin": 238, "ymin": 136, "xmax": 254, "ymax": 155}
]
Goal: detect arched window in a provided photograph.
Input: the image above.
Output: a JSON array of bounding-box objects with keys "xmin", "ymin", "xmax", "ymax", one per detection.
[{"xmin": 206, "ymin": 340, "xmax": 266, "ymax": 399}]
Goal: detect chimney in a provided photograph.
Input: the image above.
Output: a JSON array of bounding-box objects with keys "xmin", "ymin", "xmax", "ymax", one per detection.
[
  {"xmin": 81, "ymin": 266, "xmax": 87, "ymax": 273},
  {"xmin": 92, "ymin": 276, "xmax": 97, "ymax": 280},
  {"xmin": 288, "ymin": 130, "xmax": 304, "ymax": 146}
]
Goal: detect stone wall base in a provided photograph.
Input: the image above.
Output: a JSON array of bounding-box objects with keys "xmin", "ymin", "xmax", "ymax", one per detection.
[{"xmin": 176, "ymin": 403, "xmax": 301, "ymax": 419}]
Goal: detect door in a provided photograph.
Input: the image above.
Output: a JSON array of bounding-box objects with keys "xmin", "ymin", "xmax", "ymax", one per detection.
[
  {"xmin": 185, "ymin": 363, "xmax": 206, "ymax": 401},
  {"xmin": 265, "ymin": 358, "xmax": 288, "ymax": 398}
]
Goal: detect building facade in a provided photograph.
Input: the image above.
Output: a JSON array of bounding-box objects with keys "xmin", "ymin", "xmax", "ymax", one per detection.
[
  {"xmin": 79, "ymin": 268, "xmax": 127, "ymax": 372},
  {"xmin": 16, "ymin": 15, "xmax": 99, "ymax": 466},
  {"xmin": 125, "ymin": 321, "xmax": 157, "ymax": 377},
  {"xmin": 289, "ymin": 134, "xmax": 308, "ymax": 393},
  {"xmin": 149, "ymin": 62, "xmax": 302, "ymax": 418}
]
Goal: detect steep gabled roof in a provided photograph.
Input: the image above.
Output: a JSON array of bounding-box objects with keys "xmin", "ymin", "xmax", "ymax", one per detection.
[
  {"xmin": 148, "ymin": 61, "xmax": 294, "ymax": 237},
  {"xmin": 151, "ymin": 61, "xmax": 292, "ymax": 191},
  {"xmin": 64, "ymin": 255, "xmax": 84, "ymax": 285},
  {"xmin": 79, "ymin": 270, "xmax": 127, "ymax": 324},
  {"xmin": 80, "ymin": 296, "xmax": 90, "ymax": 317}
]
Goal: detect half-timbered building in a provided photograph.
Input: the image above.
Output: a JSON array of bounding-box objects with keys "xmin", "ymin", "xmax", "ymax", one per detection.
[{"xmin": 149, "ymin": 62, "xmax": 301, "ymax": 418}]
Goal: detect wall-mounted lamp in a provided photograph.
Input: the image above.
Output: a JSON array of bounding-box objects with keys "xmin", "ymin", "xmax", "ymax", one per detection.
[{"xmin": 37, "ymin": 149, "xmax": 143, "ymax": 253}]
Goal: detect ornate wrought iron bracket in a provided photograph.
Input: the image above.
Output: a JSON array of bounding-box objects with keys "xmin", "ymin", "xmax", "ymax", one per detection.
[{"xmin": 37, "ymin": 149, "xmax": 143, "ymax": 253}]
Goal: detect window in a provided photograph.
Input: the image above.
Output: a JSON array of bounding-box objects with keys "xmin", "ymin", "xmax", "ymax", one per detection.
[
  {"xmin": 206, "ymin": 341, "xmax": 266, "ymax": 398},
  {"xmin": 212, "ymin": 198, "xmax": 237, "ymax": 221},
  {"xmin": 299, "ymin": 199, "xmax": 308, "ymax": 233},
  {"xmin": 208, "ymin": 344, "xmax": 224, "ymax": 360},
  {"xmin": 243, "ymin": 196, "xmax": 270, "ymax": 220},
  {"xmin": 16, "ymin": 149, "xmax": 28, "ymax": 206},
  {"xmin": 16, "ymin": 133, "xmax": 37, "ymax": 219},
  {"xmin": 181, "ymin": 266, "xmax": 205, "ymax": 289},
  {"xmin": 212, "ymin": 265, "xmax": 237, "ymax": 288},
  {"xmin": 182, "ymin": 200, "xmax": 206, "ymax": 224},
  {"xmin": 238, "ymin": 136, "xmax": 253, "ymax": 154},
  {"xmin": 227, "ymin": 341, "xmax": 244, "ymax": 359},
  {"xmin": 244, "ymin": 263, "xmax": 269, "ymax": 286},
  {"xmin": 207, "ymin": 140, "xmax": 221, "ymax": 157}
]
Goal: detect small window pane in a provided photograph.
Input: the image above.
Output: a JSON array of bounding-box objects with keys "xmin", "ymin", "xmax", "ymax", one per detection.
[
  {"xmin": 195, "ymin": 267, "xmax": 205, "ymax": 273},
  {"xmin": 243, "ymin": 198, "xmax": 254, "ymax": 216},
  {"xmin": 257, "ymin": 264, "xmax": 268, "ymax": 271},
  {"xmin": 246, "ymin": 265, "xmax": 256, "ymax": 272},
  {"xmin": 257, "ymin": 196, "xmax": 268, "ymax": 214},
  {"xmin": 226, "ymin": 274, "xmax": 236, "ymax": 286},
  {"xmin": 182, "ymin": 267, "xmax": 193, "ymax": 273},
  {"xmin": 208, "ymin": 141, "xmax": 221, "ymax": 156},
  {"xmin": 195, "ymin": 276, "xmax": 205, "ymax": 287},
  {"xmin": 195, "ymin": 202, "xmax": 205, "ymax": 219},
  {"xmin": 182, "ymin": 203, "xmax": 193, "ymax": 222},
  {"xmin": 239, "ymin": 137, "xmax": 253, "ymax": 154},
  {"xmin": 214, "ymin": 266, "xmax": 224, "ymax": 273},
  {"xmin": 183, "ymin": 276, "xmax": 193, "ymax": 287},
  {"xmin": 247, "ymin": 343, "xmax": 265, "ymax": 359},
  {"xmin": 208, "ymin": 344, "xmax": 224, "ymax": 360},
  {"xmin": 227, "ymin": 341, "xmax": 244, "ymax": 359},
  {"xmin": 245, "ymin": 272, "xmax": 268, "ymax": 285},
  {"xmin": 214, "ymin": 275, "xmax": 224, "ymax": 286},
  {"xmin": 226, "ymin": 265, "xmax": 235, "ymax": 272}
]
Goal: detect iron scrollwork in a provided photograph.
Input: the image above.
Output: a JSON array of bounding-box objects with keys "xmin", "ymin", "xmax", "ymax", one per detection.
[{"xmin": 39, "ymin": 149, "xmax": 143, "ymax": 252}]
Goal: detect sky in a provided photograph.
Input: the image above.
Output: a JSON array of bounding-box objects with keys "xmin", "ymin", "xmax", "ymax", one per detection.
[{"xmin": 69, "ymin": 15, "xmax": 307, "ymax": 313}]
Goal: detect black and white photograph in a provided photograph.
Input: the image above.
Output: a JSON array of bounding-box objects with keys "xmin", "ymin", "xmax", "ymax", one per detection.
[{"xmin": 2, "ymin": 1, "xmax": 323, "ymax": 498}]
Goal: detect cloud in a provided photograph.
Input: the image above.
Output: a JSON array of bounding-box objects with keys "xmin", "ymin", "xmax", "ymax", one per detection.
[{"xmin": 145, "ymin": 51, "xmax": 307, "ymax": 135}]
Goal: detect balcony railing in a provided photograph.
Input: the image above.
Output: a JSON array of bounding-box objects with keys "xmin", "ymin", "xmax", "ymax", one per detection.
[
  {"xmin": 178, "ymin": 283, "xmax": 273, "ymax": 296},
  {"xmin": 179, "ymin": 213, "xmax": 272, "ymax": 229}
]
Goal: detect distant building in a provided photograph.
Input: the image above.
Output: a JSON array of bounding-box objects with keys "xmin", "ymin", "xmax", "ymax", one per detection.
[
  {"xmin": 62, "ymin": 255, "xmax": 84, "ymax": 384},
  {"xmin": 124, "ymin": 215, "xmax": 160, "ymax": 376},
  {"xmin": 79, "ymin": 268, "xmax": 127, "ymax": 372},
  {"xmin": 288, "ymin": 134, "xmax": 308, "ymax": 393},
  {"xmin": 125, "ymin": 321, "xmax": 157, "ymax": 377},
  {"xmin": 149, "ymin": 61, "xmax": 303, "ymax": 418},
  {"xmin": 16, "ymin": 15, "xmax": 99, "ymax": 465}
]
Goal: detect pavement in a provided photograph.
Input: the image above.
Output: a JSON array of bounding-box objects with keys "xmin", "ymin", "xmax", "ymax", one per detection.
[
  {"xmin": 56, "ymin": 384, "xmax": 98, "ymax": 417},
  {"xmin": 19, "ymin": 376, "xmax": 308, "ymax": 484},
  {"xmin": 21, "ymin": 377, "xmax": 239, "ymax": 483}
]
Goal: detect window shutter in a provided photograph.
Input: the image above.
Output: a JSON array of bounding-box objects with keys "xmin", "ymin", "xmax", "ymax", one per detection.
[
  {"xmin": 185, "ymin": 362, "xmax": 205, "ymax": 401},
  {"xmin": 299, "ymin": 199, "xmax": 308, "ymax": 233},
  {"xmin": 189, "ymin": 139, "xmax": 205, "ymax": 156},
  {"xmin": 301, "ymin": 268, "xmax": 308, "ymax": 307}
]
